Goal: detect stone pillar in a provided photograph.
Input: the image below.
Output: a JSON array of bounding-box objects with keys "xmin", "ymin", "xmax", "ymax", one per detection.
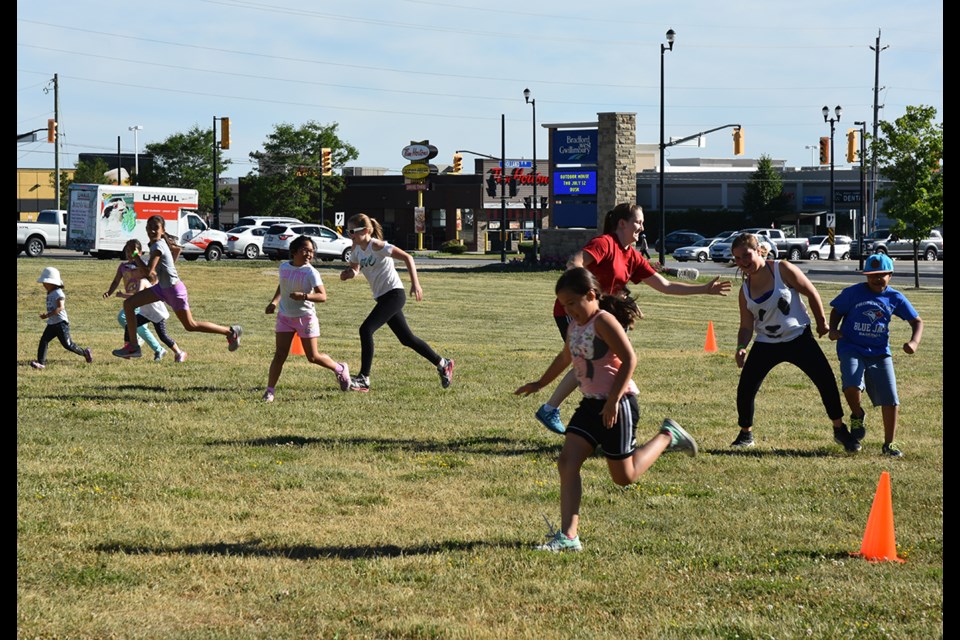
[{"xmin": 596, "ymin": 112, "xmax": 637, "ymax": 229}]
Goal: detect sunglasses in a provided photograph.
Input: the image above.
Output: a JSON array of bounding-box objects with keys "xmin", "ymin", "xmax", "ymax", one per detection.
[{"xmin": 348, "ymin": 227, "xmax": 367, "ymax": 235}]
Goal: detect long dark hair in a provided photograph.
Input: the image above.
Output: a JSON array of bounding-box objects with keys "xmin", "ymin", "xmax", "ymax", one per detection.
[{"xmin": 556, "ymin": 267, "xmax": 643, "ymax": 330}]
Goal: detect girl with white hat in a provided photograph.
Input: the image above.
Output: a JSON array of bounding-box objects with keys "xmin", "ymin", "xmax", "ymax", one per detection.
[{"xmin": 30, "ymin": 267, "xmax": 93, "ymax": 370}]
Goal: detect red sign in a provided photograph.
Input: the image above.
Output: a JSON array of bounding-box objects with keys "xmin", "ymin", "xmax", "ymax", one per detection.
[{"xmin": 488, "ymin": 167, "xmax": 549, "ymax": 186}]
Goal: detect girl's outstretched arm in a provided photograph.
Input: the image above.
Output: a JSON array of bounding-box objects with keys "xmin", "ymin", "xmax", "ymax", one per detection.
[
  {"xmin": 515, "ymin": 345, "xmax": 573, "ymax": 397},
  {"xmin": 103, "ymin": 264, "xmax": 124, "ymax": 299},
  {"xmin": 641, "ymin": 272, "xmax": 731, "ymax": 296},
  {"xmin": 265, "ymin": 286, "xmax": 281, "ymax": 314},
  {"xmin": 779, "ymin": 261, "xmax": 827, "ymax": 336}
]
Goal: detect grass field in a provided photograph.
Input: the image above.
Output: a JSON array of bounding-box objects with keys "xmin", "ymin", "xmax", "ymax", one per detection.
[{"xmin": 17, "ymin": 257, "xmax": 943, "ymax": 639}]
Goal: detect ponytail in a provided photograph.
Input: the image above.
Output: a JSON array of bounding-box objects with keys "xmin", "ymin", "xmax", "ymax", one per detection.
[{"xmin": 348, "ymin": 213, "xmax": 384, "ymax": 240}]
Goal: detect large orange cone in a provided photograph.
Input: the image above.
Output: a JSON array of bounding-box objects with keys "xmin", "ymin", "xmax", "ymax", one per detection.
[
  {"xmin": 290, "ymin": 334, "xmax": 305, "ymax": 356},
  {"xmin": 853, "ymin": 471, "xmax": 905, "ymax": 563},
  {"xmin": 704, "ymin": 321, "xmax": 718, "ymax": 353}
]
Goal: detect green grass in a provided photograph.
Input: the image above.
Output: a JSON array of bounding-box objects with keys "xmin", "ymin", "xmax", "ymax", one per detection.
[{"xmin": 17, "ymin": 258, "xmax": 942, "ymax": 639}]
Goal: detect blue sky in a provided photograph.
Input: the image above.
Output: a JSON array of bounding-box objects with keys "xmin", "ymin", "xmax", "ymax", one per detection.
[{"xmin": 17, "ymin": 0, "xmax": 942, "ymax": 178}]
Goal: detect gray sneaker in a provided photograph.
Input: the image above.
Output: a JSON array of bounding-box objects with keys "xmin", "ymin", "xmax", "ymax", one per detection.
[
  {"xmin": 834, "ymin": 424, "xmax": 862, "ymax": 453},
  {"xmin": 660, "ymin": 418, "xmax": 698, "ymax": 456},
  {"xmin": 227, "ymin": 325, "xmax": 243, "ymax": 351},
  {"xmin": 850, "ymin": 413, "xmax": 866, "ymax": 442},
  {"xmin": 731, "ymin": 429, "xmax": 755, "ymax": 448}
]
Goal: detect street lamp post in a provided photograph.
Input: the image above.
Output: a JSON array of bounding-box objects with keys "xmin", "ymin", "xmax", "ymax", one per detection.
[
  {"xmin": 823, "ymin": 105, "xmax": 841, "ymax": 260},
  {"xmin": 804, "ymin": 145, "xmax": 817, "ymax": 167},
  {"xmin": 523, "ymin": 88, "xmax": 538, "ymax": 262},
  {"xmin": 854, "ymin": 120, "xmax": 868, "ymax": 270},
  {"xmin": 128, "ymin": 125, "xmax": 143, "ymax": 185},
  {"xmin": 658, "ymin": 28, "xmax": 676, "ymax": 267}
]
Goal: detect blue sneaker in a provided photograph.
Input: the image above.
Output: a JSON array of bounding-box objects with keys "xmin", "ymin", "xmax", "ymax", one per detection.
[
  {"xmin": 535, "ymin": 404, "xmax": 565, "ymax": 435},
  {"xmin": 660, "ymin": 418, "xmax": 698, "ymax": 456},
  {"xmin": 534, "ymin": 519, "xmax": 582, "ymax": 553}
]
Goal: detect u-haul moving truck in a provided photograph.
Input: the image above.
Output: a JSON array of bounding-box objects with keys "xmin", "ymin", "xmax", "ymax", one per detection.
[{"xmin": 66, "ymin": 184, "xmax": 228, "ymax": 261}]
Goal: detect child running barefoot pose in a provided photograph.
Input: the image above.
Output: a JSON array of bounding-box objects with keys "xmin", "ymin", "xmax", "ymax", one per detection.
[
  {"xmin": 515, "ymin": 267, "xmax": 697, "ymax": 553},
  {"xmin": 338, "ymin": 213, "xmax": 454, "ymax": 392},
  {"xmin": 30, "ymin": 267, "xmax": 93, "ymax": 369},
  {"xmin": 112, "ymin": 215, "xmax": 241, "ymax": 359},
  {"xmin": 103, "ymin": 239, "xmax": 186, "ymax": 362},
  {"xmin": 263, "ymin": 235, "xmax": 351, "ymax": 402}
]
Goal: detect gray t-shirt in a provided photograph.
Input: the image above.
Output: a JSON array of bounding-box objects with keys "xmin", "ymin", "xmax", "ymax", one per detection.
[
  {"xmin": 149, "ymin": 238, "xmax": 180, "ymax": 288},
  {"xmin": 45, "ymin": 288, "xmax": 68, "ymax": 325}
]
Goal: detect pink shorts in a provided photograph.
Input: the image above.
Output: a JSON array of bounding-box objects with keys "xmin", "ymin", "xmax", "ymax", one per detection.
[
  {"xmin": 151, "ymin": 281, "xmax": 190, "ymax": 312},
  {"xmin": 275, "ymin": 312, "xmax": 320, "ymax": 339}
]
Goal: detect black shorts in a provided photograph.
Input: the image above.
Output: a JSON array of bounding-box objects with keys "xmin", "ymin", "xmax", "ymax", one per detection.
[{"xmin": 566, "ymin": 395, "xmax": 640, "ymax": 460}]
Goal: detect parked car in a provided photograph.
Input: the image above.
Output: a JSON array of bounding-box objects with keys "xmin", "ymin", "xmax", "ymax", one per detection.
[
  {"xmin": 855, "ymin": 228, "xmax": 943, "ymax": 261},
  {"xmin": 262, "ymin": 223, "xmax": 353, "ymax": 261},
  {"xmin": 225, "ymin": 226, "xmax": 270, "ymax": 259},
  {"xmin": 710, "ymin": 232, "xmax": 777, "ymax": 263},
  {"xmin": 17, "ymin": 209, "xmax": 68, "ymax": 257},
  {"xmin": 673, "ymin": 237, "xmax": 723, "ymax": 263},
  {"xmin": 806, "ymin": 235, "xmax": 853, "ymax": 260},
  {"xmin": 234, "ymin": 216, "xmax": 302, "ymax": 228},
  {"xmin": 654, "ymin": 231, "xmax": 705, "ymax": 254}
]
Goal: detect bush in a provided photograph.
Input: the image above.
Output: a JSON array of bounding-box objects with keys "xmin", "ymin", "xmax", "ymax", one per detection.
[{"xmin": 439, "ymin": 240, "xmax": 467, "ymax": 254}]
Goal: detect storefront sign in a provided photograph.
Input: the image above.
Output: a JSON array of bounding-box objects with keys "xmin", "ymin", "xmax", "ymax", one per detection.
[
  {"xmin": 402, "ymin": 163, "xmax": 431, "ymax": 180},
  {"xmin": 553, "ymin": 171, "xmax": 597, "ymax": 196}
]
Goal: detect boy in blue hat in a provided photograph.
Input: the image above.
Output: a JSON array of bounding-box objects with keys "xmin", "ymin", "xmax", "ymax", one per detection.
[{"xmin": 827, "ymin": 253, "xmax": 924, "ymax": 457}]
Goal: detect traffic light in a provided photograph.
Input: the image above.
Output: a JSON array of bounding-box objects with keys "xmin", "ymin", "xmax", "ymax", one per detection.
[
  {"xmin": 321, "ymin": 148, "xmax": 332, "ymax": 176},
  {"xmin": 220, "ymin": 117, "xmax": 230, "ymax": 150},
  {"xmin": 452, "ymin": 153, "xmax": 463, "ymax": 174},
  {"xmin": 732, "ymin": 128, "xmax": 744, "ymax": 156},
  {"xmin": 819, "ymin": 136, "xmax": 830, "ymax": 165},
  {"xmin": 47, "ymin": 119, "xmax": 57, "ymax": 143},
  {"xmin": 846, "ymin": 129, "xmax": 858, "ymax": 163}
]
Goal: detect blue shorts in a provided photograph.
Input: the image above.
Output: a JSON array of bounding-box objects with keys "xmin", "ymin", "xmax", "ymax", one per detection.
[
  {"xmin": 838, "ymin": 353, "xmax": 899, "ymax": 407},
  {"xmin": 566, "ymin": 395, "xmax": 639, "ymax": 460}
]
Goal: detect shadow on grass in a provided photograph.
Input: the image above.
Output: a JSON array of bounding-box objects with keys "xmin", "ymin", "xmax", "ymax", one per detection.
[
  {"xmin": 705, "ymin": 447, "xmax": 846, "ymax": 458},
  {"xmin": 207, "ymin": 434, "xmax": 561, "ymax": 456},
  {"xmin": 95, "ymin": 538, "xmax": 524, "ymax": 560}
]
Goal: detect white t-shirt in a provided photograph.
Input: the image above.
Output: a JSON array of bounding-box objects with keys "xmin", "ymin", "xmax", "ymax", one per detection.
[
  {"xmin": 277, "ymin": 261, "xmax": 324, "ymax": 317},
  {"xmin": 353, "ymin": 241, "xmax": 403, "ymax": 299}
]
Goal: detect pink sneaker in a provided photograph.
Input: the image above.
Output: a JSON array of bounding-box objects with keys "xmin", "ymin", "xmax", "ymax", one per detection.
[
  {"xmin": 83, "ymin": 348, "xmax": 93, "ymax": 363},
  {"xmin": 175, "ymin": 350, "xmax": 188, "ymax": 363},
  {"xmin": 29, "ymin": 360, "xmax": 45, "ymax": 370},
  {"xmin": 335, "ymin": 362, "xmax": 350, "ymax": 391}
]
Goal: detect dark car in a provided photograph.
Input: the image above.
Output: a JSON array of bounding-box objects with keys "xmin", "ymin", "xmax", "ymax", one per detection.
[{"xmin": 654, "ymin": 231, "xmax": 705, "ymax": 255}]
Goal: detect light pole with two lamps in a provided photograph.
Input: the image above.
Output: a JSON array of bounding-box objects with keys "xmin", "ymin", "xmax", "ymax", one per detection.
[
  {"xmin": 128, "ymin": 125, "xmax": 143, "ymax": 185},
  {"xmin": 822, "ymin": 105, "xmax": 841, "ymax": 260},
  {"xmin": 522, "ymin": 88, "xmax": 538, "ymax": 262},
  {"xmin": 658, "ymin": 28, "xmax": 676, "ymax": 267}
]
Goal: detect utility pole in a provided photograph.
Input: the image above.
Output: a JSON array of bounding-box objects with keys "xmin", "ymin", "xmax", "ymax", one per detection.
[
  {"xmin": 869, "ymin": 30, "xmax": 888, "ymax": 234},
  {"xmin": 52, "ymin": 74, "xmax": 60, "ymax": 208}
]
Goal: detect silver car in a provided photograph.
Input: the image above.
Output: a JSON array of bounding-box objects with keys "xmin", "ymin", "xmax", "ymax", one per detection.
[
  {"xmin": 262, "ymin": 223, "xmax": 353, "ymax": 261},
  {"xmin": 225, "ymin": 226, "xmax": 269, "ymax": 259},
  {"xmin": 673, "ymin": 237, "xmax": 721, "ymax": 263}
]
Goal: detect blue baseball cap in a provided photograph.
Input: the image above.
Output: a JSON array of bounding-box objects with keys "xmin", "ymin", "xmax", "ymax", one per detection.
[{"xmin": 863, "ymin": 253, "xmax": 894, "ymax": 274}]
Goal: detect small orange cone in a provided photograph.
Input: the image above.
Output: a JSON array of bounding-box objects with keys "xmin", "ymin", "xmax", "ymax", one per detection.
[
  {"xmin": 704, "ymin": 321, "xmax": 718, "ymax": 353},
  {"xmin": 290, "ymin": 334, "xmax": 305, "ymax": 356},
  {"xmin": 853, "ymin": 471, "xmax": 905, "ymax": 563}
]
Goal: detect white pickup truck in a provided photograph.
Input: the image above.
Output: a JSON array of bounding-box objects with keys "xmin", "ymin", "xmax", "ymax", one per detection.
[
  {"xmin": 17, "ymin": 209, "xmax": 68, "ymax": 258},
  {"xmin": 710, "ymin": 228, "xmax": 810, "ymax": 263}
]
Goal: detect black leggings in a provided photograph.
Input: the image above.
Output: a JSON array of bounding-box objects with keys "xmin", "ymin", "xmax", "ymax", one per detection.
[
  {"xmin": 737, "ymin": 327, "xmax": 844, "ymax": 428},
  {"xmin": 37, "ymin": 321, "xmax": 86, "ymax": 363},
  {"xmin": 359, "ymin": 288, "xmax": 441, "ymax": 377},
  {"xmin": 132, "ymin": 315, "xmax": 179, "ymax": 349}
]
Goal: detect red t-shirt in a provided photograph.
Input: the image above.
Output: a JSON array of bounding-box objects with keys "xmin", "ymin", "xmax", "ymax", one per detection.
[{"xmin": 553, "ymin": 234, "xmax": 657, "ymax": 317}]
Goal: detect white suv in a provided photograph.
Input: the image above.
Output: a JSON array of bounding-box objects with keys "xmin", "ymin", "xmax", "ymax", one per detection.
[
  {"xmin": 262, "ymin": 223, "xmax": 353, "ymax": 262},
  {"xmin": 234, "ymin": 216, "xmax": 302, "ymax": 228}
]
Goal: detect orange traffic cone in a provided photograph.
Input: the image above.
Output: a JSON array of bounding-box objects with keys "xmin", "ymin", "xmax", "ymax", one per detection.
[
  {"xmin": 290, "ymin": 334, "xmax": 305, "ymax": 356},
  {"xmin": 704, "ymin": 321, "xmax": 718, "ymax": 353},
  {"xmin": 853, "ymin": 471, "xmax": 905, "ymax": 563}
]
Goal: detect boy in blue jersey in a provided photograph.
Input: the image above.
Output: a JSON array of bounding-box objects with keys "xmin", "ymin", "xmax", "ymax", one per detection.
[{"xmin": 828, "ymin": 254, "xmax": 924, "ymax": 457}]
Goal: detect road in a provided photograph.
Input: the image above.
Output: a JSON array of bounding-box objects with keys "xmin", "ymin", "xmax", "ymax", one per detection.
[{"xmin": 23, "ymin": 249, "xmax": 943, "ymax": 288}]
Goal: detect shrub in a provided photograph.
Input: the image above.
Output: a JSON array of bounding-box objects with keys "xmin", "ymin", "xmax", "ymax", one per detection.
[{"xmin": 439, "ymin": 240, "xmax": 467, "ymax": 254}]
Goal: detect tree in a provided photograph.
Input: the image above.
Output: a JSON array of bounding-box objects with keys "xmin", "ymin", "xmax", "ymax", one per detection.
[
  {"xmin": 741, "ymin": 154, "xmax": 787, "ymax": 227},
  {"xmin": 140, "ymin": 125, "xmax": 231, "ymax": 213},
  {"xmin": 52, "ymin": 158, "xmax": 114, "ymax": 204},
  {"xmin": 872, "ymin": 105, "xmax": 943, "ymax": 287},
  {"xmin": 244, "ymin": 121, "xmax": 359, "ymax": 223}
]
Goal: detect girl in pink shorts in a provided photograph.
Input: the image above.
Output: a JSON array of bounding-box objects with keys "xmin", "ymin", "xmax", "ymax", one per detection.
[{"xmin": 262, "ymin": 235, "xmax": 350, "ymax": 401}]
